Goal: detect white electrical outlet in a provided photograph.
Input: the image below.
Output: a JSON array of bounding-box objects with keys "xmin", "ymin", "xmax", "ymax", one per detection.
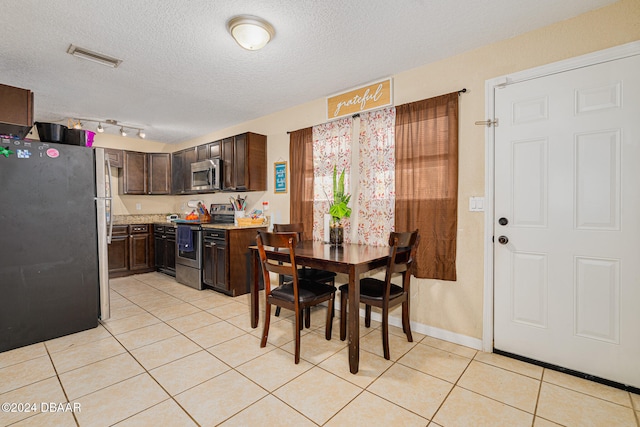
[{"xmin": 136, "ymin": 203, "xmax": 142, "ymax": 210}]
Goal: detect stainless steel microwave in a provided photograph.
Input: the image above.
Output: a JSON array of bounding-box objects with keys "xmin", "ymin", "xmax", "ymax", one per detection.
[{"xmin": 191, "ymin": 158, "xmax": 221, "ymax": 191}]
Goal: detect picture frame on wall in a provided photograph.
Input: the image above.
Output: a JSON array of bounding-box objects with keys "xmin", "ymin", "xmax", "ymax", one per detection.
[{"xmin": 274, "ymin": 161, "xmax": 287, "ymax": 194}]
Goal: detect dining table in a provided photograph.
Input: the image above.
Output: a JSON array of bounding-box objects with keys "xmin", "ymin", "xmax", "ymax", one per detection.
[{"xmin": 249, "ymin": 240, "xmax": 391, "ymax": 374}]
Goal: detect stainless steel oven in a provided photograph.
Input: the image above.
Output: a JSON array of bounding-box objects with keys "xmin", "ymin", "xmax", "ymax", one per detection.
[{"xmin": 175, "ymin": 224, "xmax": 203, "ymax": 290}]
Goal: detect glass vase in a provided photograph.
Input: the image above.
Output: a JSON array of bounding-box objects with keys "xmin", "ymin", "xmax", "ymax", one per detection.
[{"xmin": 329, "ymin": 221, "xmax": 344, "ymax": 245}]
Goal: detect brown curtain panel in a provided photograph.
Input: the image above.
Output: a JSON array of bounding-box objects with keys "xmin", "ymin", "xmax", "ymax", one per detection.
[
  {"xmin": 289, "ymin": 127, "xmax": 314, "ymax": 240},
  {"xmin": 395, "ymin": 92, "xmax": 459, "ymax": 280}
]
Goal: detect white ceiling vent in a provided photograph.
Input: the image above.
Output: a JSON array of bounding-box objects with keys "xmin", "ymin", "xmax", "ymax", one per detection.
[{"xmin": 66, "ymin": 44, "xmax": 123, "ymax": 68}]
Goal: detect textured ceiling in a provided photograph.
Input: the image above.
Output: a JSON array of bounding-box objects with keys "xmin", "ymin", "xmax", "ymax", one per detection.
[{"xmin": 0, "ymin": 0, "xmax": 617, "ymax": 144}]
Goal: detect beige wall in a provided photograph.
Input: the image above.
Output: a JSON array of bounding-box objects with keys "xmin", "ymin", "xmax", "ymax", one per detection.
[{"xmin": 97, "ymin": 0, "xmax": 640, "ymax": 343}]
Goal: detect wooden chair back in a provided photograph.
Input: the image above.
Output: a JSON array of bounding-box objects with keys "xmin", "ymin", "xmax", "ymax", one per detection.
[
  {"xmin": 273, "ymin": 223, "xmax": 305, "ymax": 240},
  {"xmin": 383, "ymin": 230, "xmax": 420, "ymax": 292},
  {"xmin": 256, "ymin": 231, "xmax": 299, "ymax": 293}
]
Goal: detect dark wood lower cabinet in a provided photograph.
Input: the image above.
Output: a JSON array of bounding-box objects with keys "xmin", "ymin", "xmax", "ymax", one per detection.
[
  {"xmin": 154, "ymin": 224, "xmax": 176, "ymax": 276},
  {"xmin": 129, "ymin": 225, "xmax": 152, "ymax": 271},
  {"xmin": 203, "ymin": 227, "xmax": 266, "ymax": 296},
  {"xmin": 108, "ymin": 224, "xmax": 154, "ymax": 278},
  {"xmin": 108, "ymin": 225, "xmax": 129, "ymax": 275}
]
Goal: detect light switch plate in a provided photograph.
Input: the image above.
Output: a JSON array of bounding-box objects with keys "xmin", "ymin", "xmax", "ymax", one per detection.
[{"xmin": 469, "ymin": 197, "xmax": 484, "ymax": 212}]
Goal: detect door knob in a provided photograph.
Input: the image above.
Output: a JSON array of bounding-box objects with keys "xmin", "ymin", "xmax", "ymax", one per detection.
[
  {"xmin": 498, "ymin": 217, "xmax": 508, "ymax": 226},
  {"xmin": 498, "ymin": 236, "xmax": 509, "ymax": 245}
]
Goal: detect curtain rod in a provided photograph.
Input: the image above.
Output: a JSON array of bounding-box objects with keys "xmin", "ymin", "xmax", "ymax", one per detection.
[{"xmin": 287, "ymin": 88, "xmax": 467, "ymax": 134}]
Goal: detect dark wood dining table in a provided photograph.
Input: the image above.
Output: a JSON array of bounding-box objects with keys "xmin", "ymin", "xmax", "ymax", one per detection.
[{"xmin": 249, "ymin": 240, "xmax": 391, "ymax": 374}]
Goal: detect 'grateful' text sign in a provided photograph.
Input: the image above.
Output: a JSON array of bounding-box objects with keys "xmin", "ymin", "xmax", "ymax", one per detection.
[{"xmin": 327, "ymin": 79, "xmax": 392, "ymax": 119}]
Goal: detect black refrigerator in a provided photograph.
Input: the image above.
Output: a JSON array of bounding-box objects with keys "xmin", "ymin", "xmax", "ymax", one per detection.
[{"xmin": 0, "ymin": 139, "xmax": 111, "ymax": 353}]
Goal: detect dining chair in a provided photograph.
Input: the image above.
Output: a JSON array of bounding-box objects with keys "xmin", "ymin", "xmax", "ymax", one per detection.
[
  {"xmin": 272, "ymin": 223, "xmax": 337, "ymax": 326},
  {"xmin": 339, "ymin": 230, "xmax": 420, "ymax": 360},
  {"xmin": 256, "ymin": 230, "xmax": 336, "ymax": 363}
]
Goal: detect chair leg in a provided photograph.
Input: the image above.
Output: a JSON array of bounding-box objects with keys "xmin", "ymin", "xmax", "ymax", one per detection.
[
  {"xmin": 294, "ymin": 306, "xmax": 301, "ymax": 364},
  {"xmin": 304, "ymin": 307, "xmax": 311, "ymax": 328},
  {"xmin": 275, "ymin": 276, "xmax": 284, "ymax": 317},
  {"xmin": 365, "ymin": 304, "xmax": 371, "ymax": 328},
  {"xmin": 402, "ymin": 300, "xmax": 413, "ymax": 342},
  {"xmin": 381, "ymin": 306, "xmax": 390, "ymax": 360},
  {"xmin": 261, "ymin": 303, "xmax": 271, "ymax": 348},
  {"xmin": 340, "ymin": 290, "xmax": 347, "ymax": 341},
  {"xmin": 325, "ymin": 294, "xmax": 334, "ymax": 340},
  {"xmin": 330, "ymin": 279, "xmax": 336, "ymax": 320}
]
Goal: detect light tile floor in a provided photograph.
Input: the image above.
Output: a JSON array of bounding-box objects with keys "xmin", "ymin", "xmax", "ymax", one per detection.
[{"xmin": 1, "ymin": 272, "xmax": 638, "ymax": 427}]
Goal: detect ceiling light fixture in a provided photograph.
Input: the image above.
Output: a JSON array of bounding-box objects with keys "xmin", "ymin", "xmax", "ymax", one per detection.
[
  {"xmin": 227, "ymin": 15, "xmax": 275, "ymax": 51},
  {"xmin": 67, "ymin": 44, "xmax": 123, "ymax": 68},
  {"xmin": 68, "ymin": 118, "xmax": 146, "ymax": 139}
]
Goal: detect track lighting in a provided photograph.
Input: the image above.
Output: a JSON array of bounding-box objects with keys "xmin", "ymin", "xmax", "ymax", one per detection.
[{"xmin": 66, "ymin": 118, "xmax": 146, "ymax": 139}]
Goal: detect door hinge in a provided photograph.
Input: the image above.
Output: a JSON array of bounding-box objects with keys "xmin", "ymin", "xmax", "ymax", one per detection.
[{"xmin": 475, "ymin": 118, "xmax": 499, "ymax": 127}]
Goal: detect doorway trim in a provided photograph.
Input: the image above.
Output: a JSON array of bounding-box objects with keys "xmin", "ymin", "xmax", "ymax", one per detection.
[{"xmin": 482, "ymin": 40, "xmax": 640, "ymax": 352}]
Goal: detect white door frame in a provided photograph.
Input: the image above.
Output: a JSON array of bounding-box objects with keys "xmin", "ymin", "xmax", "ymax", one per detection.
[{"xmin": 482, "ymin": 40, "xmax": 640, "ymax": 352}]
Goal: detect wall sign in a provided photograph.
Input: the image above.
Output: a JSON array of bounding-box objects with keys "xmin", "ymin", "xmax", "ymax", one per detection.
[
  {"xmin": 327, "ymin": 78, "xmax": 393, "ymax": 120},
  {"xmin": 274, "ymin": 161, "xmax": 287, "ymax": 194}
]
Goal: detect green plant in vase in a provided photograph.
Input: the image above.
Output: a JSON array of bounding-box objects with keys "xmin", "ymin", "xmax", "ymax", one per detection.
[{"xmin": 329, "ymin": 165, "xmax": 351, "ymax": 245}]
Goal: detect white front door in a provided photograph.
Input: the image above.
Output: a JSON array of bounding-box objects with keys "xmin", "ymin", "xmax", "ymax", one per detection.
[{"xmin": 493, "ymin": 53, "xmax": 640, "ymax": 388}]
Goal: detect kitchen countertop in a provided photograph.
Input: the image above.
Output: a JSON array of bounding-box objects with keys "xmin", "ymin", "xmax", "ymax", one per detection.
[
  {"xmin": 113, "ymin": 214, "xmax": 170, "ymax": 225},
  {"xmin": 114, "ymin": 214, "xmax": 268, "ymax": 230},
  {"xmin": 152, "ymin": 221, "xmax": 268, "ymax": 230},
  {"xmin": 201, "ymin": 223, "xmax": 267, "ymax": 230}
]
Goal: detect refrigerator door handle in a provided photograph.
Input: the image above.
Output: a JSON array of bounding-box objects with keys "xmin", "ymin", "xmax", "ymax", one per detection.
[{"xmin": 106, "ymin": 158, "xmax": 113, "ymax": 244}]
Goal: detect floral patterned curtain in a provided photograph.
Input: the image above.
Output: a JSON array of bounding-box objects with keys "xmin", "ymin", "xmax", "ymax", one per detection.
[
  {"xmin": 356, "ymin": 107, "xmax": 396, "ymax": 246},
  {"xmin": 312, "ymin": 117, "xmax": 352, "ymax": 242}
]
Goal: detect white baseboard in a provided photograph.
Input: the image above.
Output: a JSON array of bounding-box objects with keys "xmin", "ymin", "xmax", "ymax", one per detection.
[{"xmin": 332, "ymin": 301, "xmax": 483, "ymax": 351}]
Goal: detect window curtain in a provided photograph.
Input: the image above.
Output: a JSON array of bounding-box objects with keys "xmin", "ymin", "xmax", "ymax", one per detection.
[
  {"xmin": 356, "ymin": 107, "xmax": 396, "ymax": 246},
  {"xmin": 395, "ymin": 92, "xmax": 459, "ymax": 280},
  {"xmin": 289, "ymin": 127, "xmax": 314, "ymax": 240},
  {"xmin": 312, "ymin": 117, "xmax": 353, "ymax": 242}
]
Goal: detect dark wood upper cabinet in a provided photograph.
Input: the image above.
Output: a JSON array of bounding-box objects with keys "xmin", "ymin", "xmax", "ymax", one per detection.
[
  {"xmin": 197, "ymin": 140, "xmax": 222, "ymax": 161},
  {"xmin": 171, "ymin": 150, "xmax": 184, "ymax": 194},
  {"xmin": 104, "ymin": 148, "xmax": 123, "ymax": 168},
  {"xmin": 221, "ymin": 136, "xmax": 234, "ymax": 190},
  {"xmin": 119, "ymin": 151, "xmax": 171, "ymax": 195},
  {"xmin": 116, "ymin": 132, "xmax": 264, "ymax": 196},
  {"xmin": 183, "ymin": 147, "xmax": 197, "ymax": 194},
  {"xmin": 196, "ymin": 144, "xmax": 208, "ymax": 161},
  {"xmin": 0, "ymin": 83, "xmax": 33, "ymax": 127},
  {"xmin": 171, "ymin": 147, "xmax": 197, "ymax": 195},
  {"xmin": 222, "ymin": 132, "xmax": 266, "ymax": 192},
  {"xmin": 119, "ymin": 151, "xmax": 147, "ymax": 195},
  {"xmin": 209, "ymin": 141, "xmax": 221, "ymax": 158},
  {"xmin": 148, "ymin": 153, "xmax": 171, "ymax": 194}
]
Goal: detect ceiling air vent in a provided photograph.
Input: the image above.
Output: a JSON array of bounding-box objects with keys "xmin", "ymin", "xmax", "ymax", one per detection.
[{"xmin": 66, "ymin": 44, "xmax": 123, "ymax": 68}]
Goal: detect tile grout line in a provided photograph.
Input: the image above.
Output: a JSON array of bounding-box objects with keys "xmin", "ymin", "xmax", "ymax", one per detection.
[
  {"xmin": 531, "ymin": 367, "xmax": 545, "ymax": 427},
  {"xmin": 109, "ymin": 275, "xmax": 351, "ymax": 426},
  {"xmin": 423, "ymin": 349, "xmax": 476, "ymax": 425},
  {"xmin": 102, "ymin": 283, "xmax": 219, "ymax": 427}
]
